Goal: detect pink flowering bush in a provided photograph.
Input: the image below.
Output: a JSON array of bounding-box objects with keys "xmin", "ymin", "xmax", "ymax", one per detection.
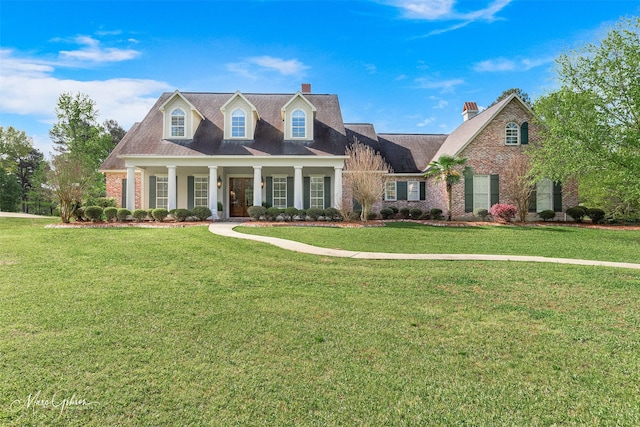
[{"xmin": 489, "ymin": 203, "xmax": 517, "ymax": 223}]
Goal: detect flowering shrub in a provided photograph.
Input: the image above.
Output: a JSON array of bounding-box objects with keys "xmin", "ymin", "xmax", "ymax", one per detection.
[{"xmin": 489, "ymin": 203, "xmax": 517, "ymax": 223}]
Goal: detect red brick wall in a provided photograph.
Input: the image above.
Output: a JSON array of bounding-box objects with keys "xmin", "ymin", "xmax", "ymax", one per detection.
[{"xmin": 105, "ymin": 172, "xmax": 141, "ymax": 209}]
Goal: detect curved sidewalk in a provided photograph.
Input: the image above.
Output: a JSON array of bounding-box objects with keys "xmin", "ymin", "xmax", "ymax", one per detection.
[{"xmin": 209, "ymin": 223, "xmax": 640, "ymax": 270}]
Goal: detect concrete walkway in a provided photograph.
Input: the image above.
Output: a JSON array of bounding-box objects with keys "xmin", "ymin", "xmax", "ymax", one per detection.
[{"xmin": 209, "ymin": 223, "xmax": 640, "ymax": 270}]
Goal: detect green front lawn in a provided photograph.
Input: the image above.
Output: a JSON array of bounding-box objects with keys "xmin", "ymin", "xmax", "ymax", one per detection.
[
  {"xmin": 1, "ymin": 218, "xmax": 639, "ymax": 425},
  {"xmin": 238, "ymin": 221, "xmax": 640, "ymax": 263}
]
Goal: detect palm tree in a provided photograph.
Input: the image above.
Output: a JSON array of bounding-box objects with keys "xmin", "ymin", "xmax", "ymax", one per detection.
[{"xmin": 424, "ymin": 155, "xmax": 469, "ymax": 221}]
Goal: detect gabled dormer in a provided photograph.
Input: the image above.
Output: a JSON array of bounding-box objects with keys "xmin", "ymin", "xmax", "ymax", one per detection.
[
  {"xmin": 220, "ymin": 91, "xmax": 259, "ymax": 140},
  {"xmin": 281, "ymin": 92, "xmax": 317, "ymax": 141},
  {"xmin": 159, "ymin": 90, "xmax": 204, "ymax": 139}
]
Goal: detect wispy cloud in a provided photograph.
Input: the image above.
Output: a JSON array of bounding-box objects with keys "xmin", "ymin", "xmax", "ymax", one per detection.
[
  {"xmin": 414, "ymin": 77, "xmax": 464, "ymax": 93},
  {"xmin": 226, "ymin": 56, "xmax": 310, "ymax": 79},
  {"xmin": 416, "ymin": 116, "xmax": 435, "ymax": 127},
  {"xmin": 59, "ymin": 35, "xmax": 140, "ymax": 62},
  {"xmin": 473, "ymin": 56, "xmax": 555, "ymax": 72}
]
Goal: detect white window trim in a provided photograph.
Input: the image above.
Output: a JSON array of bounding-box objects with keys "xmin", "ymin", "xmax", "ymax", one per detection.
[
  {"xmin": 231, "ymin": 108, "xmax": 247, "ymax": 139},
  {"xmin": 171, "ymin": 108, "xmax": 186, "ymax": 138},
  {"xmin": 272, "ymin": 176, "xmax": 288, "ymax": 209},
  {"xmin": 536, "ymin": 178, "xmax": 553, "ymax": 212},
  {"xmin": 193, "ymin": 175, "xmax": 209, "ymax": 207},
  {"xmin": 385, "ymin": 181, "xmax": 397, "ymax": 201},
  {"xmin": 291, "ymin": 109, "xmax": 306, "ymax": 139},
  {"xmin": 407, "ymin": 180, "xmax": 420, "ymax": 201},
  {"xmin": 156, "ymin": 175, "xmax": 169, "ymax": 209},
  {"xmin": 473, "ymin": 175, "xmax": 490, "ymax": 210},
  {"xmin": 505, "ymin": 122, "xmax": 519, "ymax": 145},
  {"xmin": 309, "ymin": 175, "xmax": 325, "ymax": 210}
]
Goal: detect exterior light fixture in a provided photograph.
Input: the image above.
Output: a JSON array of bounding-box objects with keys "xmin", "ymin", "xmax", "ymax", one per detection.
[{"xmin": 217, "ymin": 176, "xmax": 222, "ymax": 188}]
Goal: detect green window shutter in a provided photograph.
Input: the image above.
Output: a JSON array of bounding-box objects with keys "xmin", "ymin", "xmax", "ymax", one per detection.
[
  {"xmin": 266, "ymin": 177, "xmax": 273, "ymax": 207},
  {"xmin": 419, "ymin": 181, "xmax": 426, "ymax": 201},
  {"xmin": 490, "ymin": 174, "xmax": 500, "ymax": 206},
  {"xmin": 121, "ymin": 178, "xmax": 127, "ymax": 208},
  {"xmin": 529, "ymin": 184, "xmax": 537, "ymax": 212},
  {"xmin": 397, "ymin": 181, "xmax": 408, "ymax": 201},
  {"xmin": 464, "ymin": 174, "xmax": 473, "ymax": 213},
  {"xmin": 286, "ymin": 177, "xmax": 294, "ymax": 207},
  {"xmin": 149, "ymin": 176, "xmax": 156, "ymax": 209},
  {"xmin": 521, "ymin": 122, "xmax": 529, "ymax": 145},
  {"xmin": 553, "ymin": 182, "xmax": 563, "ymax": 212},
  {"xmin": 303, "ymin": 177, "xmax": 310, "ymax": 209},
  {"xmin": 324, "ymin": 176, "xmax": 331, "ymax": 208},
  {"xmin": 187, "ymin": 176, "xmax": 194, "ymax": 210},
  {"xmin": 353, "ymin": 198, "xmax": 362, "ymax": 211}
]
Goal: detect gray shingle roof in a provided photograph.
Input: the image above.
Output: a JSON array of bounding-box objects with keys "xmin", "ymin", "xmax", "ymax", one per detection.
[{"xmin": 100, "ymin": 92, "xmax": 350, "ymax": 171}]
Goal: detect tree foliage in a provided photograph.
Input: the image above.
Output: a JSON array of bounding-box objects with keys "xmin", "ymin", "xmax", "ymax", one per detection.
[
  {"xmin": 48, "ymin": 154, "xmax": 95, "ymax": 223},
  {"xmin": 489, "ymin": 88, "xmax": 532, "ymax": 108},
  {"xmin": 502, "ymin": 156, "xmax": 534, "ymax": 222},
  {"xmin": 0, "ymin": 167, "xmax": 21, "ymax": 212},
  {"xmin": 104, "ymin": 119, "xmax": 127, "ymax": 146},
  {"xmin": 530, "ymin": 18, "xmax": 640, "ymax": 217},
  {"xmin": 0, "ymin": 126, "xmax": 33, "ymax": 173},
  {"xmin": 343, "ymin": 139, "xmax": 392, "ymax": 221},
  {"xmin": 424, "ymin": 155, "xmax": 468, "ymax": 221}
]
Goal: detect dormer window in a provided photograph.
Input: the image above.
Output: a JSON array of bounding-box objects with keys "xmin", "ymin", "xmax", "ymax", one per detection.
[
  {"xmin": 231, "ymin": 109, "xmax": 246, "ymax": 138},
  {"xmin": 292, "ymin": 110, "xmax": 306, "ymax": 138},
  {"xmin": 505, "ymin": 122, "xmax": 519, "ymax": 145},
  {"xmin": 171, "ymin": 108, "xmax": 186, "ymax": 137}
]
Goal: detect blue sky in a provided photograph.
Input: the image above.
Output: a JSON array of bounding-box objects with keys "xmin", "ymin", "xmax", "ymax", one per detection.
[{"xmin": 1, "ymin": 0, "xmax": 639, "ymax": 156}]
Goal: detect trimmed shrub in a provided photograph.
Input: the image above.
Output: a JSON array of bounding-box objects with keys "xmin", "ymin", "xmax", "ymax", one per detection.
[
  {"xmin": 104, "ymin": 207, "xmax": 118, "ymax": 222},
  {"xmin": 430, "ymin": 208, "xmax": 443, "ymax": 220},
  {"xmin": 284, "ymin": 207, "xmax": 299, "ymax": 222},
  {"xmin": 132, "ymin": 209, "xmax": 148, "ymax": 222},
  {"xmin": 489, "ymin": 203, "xmax": 517, "ymax": 223},
  {"xmin": 266, "ymin": 207, "xmax": 283, "ymax": 221},
  {"xmin": 94, "ymin": 197, "xmax": 117, "ymax": 208},
  {"xmin": 399, "ymin": 207, "xmax": 410, "ymax": 219},
  {"xmin": 192, "ymin": 206, "xmax": 212, "ymax": 221},
  {"xmin": 409, "ymin": 208, "xmax": 423, "ymax": 220},
  {"xmin": 217, "ymin": 202, "xmax": 223, "ymax": 212},
  {"xmin": 323, "ymin": 207, "xmax": 341, "ymax": 221},
  {"xmin": 566, "ymin": 206, "xmax": 587, "ymax": 222},
  {"xmin": 152, "ymin": 208, "xmax": 169, "ymax": 222},
  {"xmin": 297, "ymin": 209, "xmax": 306, "ymax": 220},
  {"xmin": 367, "ymin": 211, "xmax": 378, "ymax": 220},
  {"xmin": 117, "ymin": 208, "xmax": 131, "ymax": 222},
  {"xmin": 380, "ymin": 207, "xmax": 394, "ymax": 220},
  {"xmin": 84, "ymin": 206, "xmax": 103, "ymax": 222},
  {"xmin": 474, "ymin": 208, "xmax": 489, "ymax": 221},
  {"xmin": 586, "ymin": 208, "xmax": 605, "ymax": 224},
  {"xmin": 538, "ymin": 210, "xmax": 556, "ymax": 221},
  {"xmin": 307, "ymin": 208, "xmax": 323, "ymax": 221},
  {"xmin": 173, "ymin": 208, "xmax": 191, "ymax": 222},
  {"xmin": 72, "ymin": 205, "xmax": 85, "ymax": 222},
  {"xmin": 389, "ymin": 206, "xmax": 399, "ymax": 214},
  {"xmin": 248, "ymin": 205, "xmax": 266, "ymax": 220}
]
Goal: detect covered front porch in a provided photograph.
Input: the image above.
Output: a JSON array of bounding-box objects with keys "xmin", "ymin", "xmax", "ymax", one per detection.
[{"xmin": 121, "ymin": 156, "xmax": 346, "ymax": 219}]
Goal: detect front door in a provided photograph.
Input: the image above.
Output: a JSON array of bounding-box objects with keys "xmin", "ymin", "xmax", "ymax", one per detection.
[{"xmin": 229, "ymin": 178, "xmax": 254, "ymax": 217}]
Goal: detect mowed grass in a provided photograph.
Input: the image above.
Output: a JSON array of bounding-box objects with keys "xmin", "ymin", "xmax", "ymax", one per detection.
[
  {"xmin": 0, "ymin": 217, "xmax": 639, "ymax": 426},
  {"xmin": 238, "ymin": 221, "xmax": 640, "ymax": 263}
]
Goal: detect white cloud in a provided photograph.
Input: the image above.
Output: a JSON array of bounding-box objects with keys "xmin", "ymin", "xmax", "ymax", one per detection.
[
  {"xmin": 414, "ymin": 77, "xmax": 464, "ymax": 93},
  {"xmin": 416, "ymin": 116, "xmax": 435, "ymax": 127},
  {"xmin": 59, "ymin": 35, "xmax": 140, "ymax": 62},
  {"xmin": 226, "ymin": 56, "xmax": 310, "ymax": 79},
  {"xmin": 473, "ymin": 56, "xmax": 554, "ymax": 72},
  {"xmin": 365, "ymin": 63, "xmax": 377, "ymax": 74},
  {"xmin": 389, "ymin": 0, "xmax": 511, "ymax": 21}
]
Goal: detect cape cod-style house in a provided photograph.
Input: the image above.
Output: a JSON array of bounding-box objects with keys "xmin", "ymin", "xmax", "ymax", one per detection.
[{"xmin": 99, "ymin": 85, "xmax": 577, "ymax": 219}]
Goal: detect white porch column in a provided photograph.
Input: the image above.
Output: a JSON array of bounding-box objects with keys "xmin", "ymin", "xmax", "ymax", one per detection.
[
  {"xmin": 253, "ymin": 166, "xmax": 262, "ymax": 207},
  {"xmin": 209, "ymin": 166, "xmax": 218, "ymax": 219},
  {"xmin": 334, "ymin": 166, "xmax": 343, "ymax": 209},
  {"xmin": 126, "ymin": 166, "xmax": 136, "ymax": 211},
  {"xmin": 294, "ymin": 166, "xmax": 303, "ymax": 209},
  {"xmin": 167, "ymin": 165, "xmax": 177, "ymax": 210}
]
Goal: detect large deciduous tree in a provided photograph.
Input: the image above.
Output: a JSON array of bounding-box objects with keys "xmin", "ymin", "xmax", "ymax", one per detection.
[
  {"xmin": 424, "ymin": 155, "xmax": 468, "ymax": 221},
  {"xmin": 530, "ymin": 18, "xmax": 640, "ymax": 217},
  {"xmin": 0, "ymin": 126, "xmax": 33, "ymax": 173},
  {"xmin": 343, "ymin": 139, "xmax": 392, "ymax": 221}
]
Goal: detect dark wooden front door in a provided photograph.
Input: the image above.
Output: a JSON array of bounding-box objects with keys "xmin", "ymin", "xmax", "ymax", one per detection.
[{"xmin": 229, "ymin": 178, "xmax": 254, "ymax": 217}]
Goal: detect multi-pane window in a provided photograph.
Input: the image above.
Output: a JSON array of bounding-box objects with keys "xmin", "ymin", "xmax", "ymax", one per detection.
[
  {"xmin": 292, "ymin": 110, "xmax": 306, "ymax": 138},
  {"xmin": 171, "ymin": 109, "xmax": 185, "ymax": 137},
  {"xmin": 273, "ymin": 177, "xmax": 287, "ymax": 209},
  {"xmin": 536, "ymin": 179, "xmax": 553, "ymax": 212},
  {"xmin": 232, "ymin": 109, "xmax": 246, "ymax": 138},
  {"xmin": 407, "ymin": 180, "xmax": 420, "ymax": 201},
  {"xmin": 473, "ymin": 175, "xmax": 490, "ymax": 210},
  {"xmin": 156, "ymin": 176, "xmax": 168, "ymax": 209},
  {"xmin": 310, "ymin": 176, "xmax": 324, "ymax": 209},
  {"xmin": 505, "ymin": 122, "xmax": 519, "ymax": 145},
  {"xmin": 384, "ymin": 181, "xmax": 397, "ymax": 201},
  {"xmin": 194, "ymin": 177, "xmax": 208, "ymax": 207}
]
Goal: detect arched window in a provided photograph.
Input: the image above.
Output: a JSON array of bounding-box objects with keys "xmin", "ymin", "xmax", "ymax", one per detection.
[
  {"xmin": 171, "ymin": 108, "xmax": 185, "ymax": 137},
  {"xmin": 292, "ymin": 109, "xmax": 306, "ymax": 138},
  {"xmin": 505, "ymin": 122, "xmax": 519, "ymax": 145},
  {"xmin": 231, "ymin": 109, "xmax": 246, "ymax": 138}
]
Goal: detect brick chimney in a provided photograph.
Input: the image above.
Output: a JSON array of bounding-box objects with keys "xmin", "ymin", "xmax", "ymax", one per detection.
[
  {"xmin": 462, "ymin": 102, "xmax": 479, "ymax": 121},
  {"xmin": 301, "ymin": 83, "xmax": 311, "ymax": 94}
]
